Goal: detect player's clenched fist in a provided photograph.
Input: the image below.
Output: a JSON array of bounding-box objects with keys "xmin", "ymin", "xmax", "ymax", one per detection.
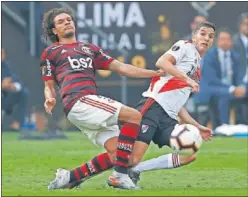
[
  {"xmin": 156, "ymin": 69, "xmax": 166, "ymax": 77},
  {"xmin": 44, "ymin": 98, "xmax": 56, "ymax": 114}
]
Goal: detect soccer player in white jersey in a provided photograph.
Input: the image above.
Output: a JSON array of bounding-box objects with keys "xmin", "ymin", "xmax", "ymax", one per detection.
[
  {"xmin": 51, "ymin": 21, "xmax": 215, "ymax": 189},
  {"xmin": 126, "ymin": 21, "xmax": 215, "ymax": 184}
]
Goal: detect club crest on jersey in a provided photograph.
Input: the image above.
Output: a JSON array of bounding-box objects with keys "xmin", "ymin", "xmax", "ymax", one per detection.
[
  {"xmin": 81, "ymin": 46, "xmax": 93, "ymax": 55},
  {"xmin": 141, "ymin": 124, "xmax": 149, "ymax": 133}
]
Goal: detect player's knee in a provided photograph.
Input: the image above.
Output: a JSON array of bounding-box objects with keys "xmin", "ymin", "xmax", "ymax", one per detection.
[
  {"xmin": 129, "ymin": 109, "xmax": 142, "ymax": 124},
  {"xmin": 104, "ymin": 137, "xmax": 117, "ymax": 153},
  {"xmin": 104, "ymin": 137, "xmax": 117, "ymax": 163},
  {"xmin": 107, "ymin": 152, "xmax": 116, "ymax": 164},
  {"xmin": 188, "ymin": 154, "xmax": 197, "ymax": 163},
  {"xmin": 119, "ymin": 106, "xmax": 142, "ymax": 124},
  {"xmin": 179, "ymin": 154, "xmax": 196, "ymax": 166}
]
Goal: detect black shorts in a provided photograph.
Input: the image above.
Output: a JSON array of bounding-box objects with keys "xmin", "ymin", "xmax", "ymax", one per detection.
[{"xmin": 135, "ymin": 97, "xmax": 178, "ymax": 148}]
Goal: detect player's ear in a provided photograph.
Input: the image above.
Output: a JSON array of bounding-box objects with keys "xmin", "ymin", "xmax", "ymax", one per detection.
[
  {"xmin": 52, "ymin": 28, "xmax": 57, "ymax": 35},
  {"xmin": 191, "ymin": 34, "xmax": 196, "ymax": 43}
]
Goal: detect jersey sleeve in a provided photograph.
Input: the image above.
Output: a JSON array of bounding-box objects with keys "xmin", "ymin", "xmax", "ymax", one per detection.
[
  {"xmin": 40, "ymin": 50, "xmax": 55, "ymax": 81},
  {"xmin": 165, "ymin": 41, "xmax": 187, "ymax": 64},
  {"xmin": 93, "ymin": 46, "xmax": 115, "ymax": 70}
]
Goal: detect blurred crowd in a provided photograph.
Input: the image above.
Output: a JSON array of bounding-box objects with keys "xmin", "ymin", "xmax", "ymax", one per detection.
[
  {"xmin": 186, "ymin": 13, "xmax": 248, "ymax": 128},
  {"xmin": 1, "ymin": 48, "xmax": 29, "ymax": 131},
  {"xmin": 1, "ymin": 3, "xmax": 248, "ymax": 131}
]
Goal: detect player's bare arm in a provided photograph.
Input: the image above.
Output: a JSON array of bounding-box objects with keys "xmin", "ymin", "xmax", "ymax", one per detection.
[
  {"xmin": 178, "ymin": 107, "xmax": 212, "ymax": 141},
  {"xmin": 44, "ymin": 80, "xmax": 56, "ymax": 99},
  {"xmin": 108, "ymin": 59, "xmax": 165, "ymax": 78},
  {"xmin": 178, "ymin": 107, "xmax": 201, "ymax": 128},
  {"xmin": 156, "ymin": 54, "xmax": 199, "ymax": 92},
  {"xmin": 44, "ymin": 80, "xmax": 56, "ymax": 114}
]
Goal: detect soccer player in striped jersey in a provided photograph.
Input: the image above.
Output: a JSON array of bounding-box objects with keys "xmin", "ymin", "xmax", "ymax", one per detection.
[
  {"xmin": 41, "ymin": 8, "xmax": 165, "ymax": 190},
  {"xmin": 53, "ymin": 21, "xmax": 215, "ymax": 189}
]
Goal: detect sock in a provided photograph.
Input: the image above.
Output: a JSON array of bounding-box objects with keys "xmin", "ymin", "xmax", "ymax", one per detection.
[
  {"xmin": 131, "ymin": 153, "xmax": 181, "ymax": 173},
  {"xmin": 69, "ymin": 152, "xmax": 113, "ymax": 182},
  {"xmin": 114, "ymin": 123, "xmax": 140, "ymax": 174}
]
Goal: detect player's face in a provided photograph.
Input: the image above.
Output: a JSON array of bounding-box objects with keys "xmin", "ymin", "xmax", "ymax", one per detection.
[
  {"xmin": 192, "ymin": 27, "xmax": 215, "ymax": 56},
  {"xmin": 53, "ymin": 13, "xmax": 75, "ymax": 39}
]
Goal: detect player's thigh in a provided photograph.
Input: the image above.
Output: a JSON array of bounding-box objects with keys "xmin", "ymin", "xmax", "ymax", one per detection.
[
  {"xmin": 118, "ymin": 96, "xmax": 156, "ymax": 124},
  {"xmin": 152, "ymin": 112, "xmax": 178, "ymax": 148},
  {"xmin": 128, "ymin": 98, "xmax": 162, "ymax": 165},
  {"xmin": 136, "ymin": 119, "xmax": 158, "ymax": 146},
  {"xmin": 118, "ymin": 105, "xmax": 141, "ymax": 124},
  {"xmin": 67, "ymin": 95, "xmax": 122, "ymax": 130},
  {"xmin": 131, "ymin": 118, "xmax": 159, "ymax": 165},
  {"xmin": 135, "ymin": 97, "xmax": 163, "ymax": 146}
]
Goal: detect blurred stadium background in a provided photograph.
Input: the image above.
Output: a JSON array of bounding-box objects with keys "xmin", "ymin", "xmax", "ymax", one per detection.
[{"xmin": 1, "ymin": 1, "xmax": 248, "ymax": 196}]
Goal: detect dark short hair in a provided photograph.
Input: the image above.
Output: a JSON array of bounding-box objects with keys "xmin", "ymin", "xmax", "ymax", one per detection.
[
  {"xmin": 42, "ymin": 8, "xmax": 75, "ymax": 43},
  {"xmin": 216, "ymin": 27, "xmax": 233, "ymax": 38},
  {"xmin": 237, "ymin": 12, "xmax": 248, "ymax": 26},
  {"xmin": 192, "ymin": 21, "xmax": 216, "ymax": 36}
]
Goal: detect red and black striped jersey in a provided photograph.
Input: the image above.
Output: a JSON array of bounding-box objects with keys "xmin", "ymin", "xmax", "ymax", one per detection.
[{"xmin": 40, "ymin": 41, "xmax": 114, "ymax": 114}]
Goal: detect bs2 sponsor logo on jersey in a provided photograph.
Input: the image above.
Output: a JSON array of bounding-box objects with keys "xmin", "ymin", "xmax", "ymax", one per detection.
[{"xmin": 68, "ymin": 56, "xmax": 93, "ymax": 71}]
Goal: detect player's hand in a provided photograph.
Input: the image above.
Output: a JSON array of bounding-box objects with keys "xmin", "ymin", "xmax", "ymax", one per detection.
[
  {"xmin": 44, "ymin": 98, "xmax": 56, "ymax": 115},
  {"xmin": 197, "ymin": 125, "xmax": 213, "ymax": 141},
  {"xmin": 186, "ymin": 78, "xmax": 199, "ymax": 93},
  {"xmin": 155, "ymin": 69, "xmax": 166, "ymax": 77}
]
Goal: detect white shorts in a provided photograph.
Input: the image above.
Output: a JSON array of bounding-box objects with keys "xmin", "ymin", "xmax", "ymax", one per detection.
[{"xmin": 67, "ymin": 95, "xmax": 122, "ymax": 146}]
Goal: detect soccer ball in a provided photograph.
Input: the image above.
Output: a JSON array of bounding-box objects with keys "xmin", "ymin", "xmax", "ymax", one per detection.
[{"xmin": 170, "ymin": 124, "xmax": 202, "ymax": 155}]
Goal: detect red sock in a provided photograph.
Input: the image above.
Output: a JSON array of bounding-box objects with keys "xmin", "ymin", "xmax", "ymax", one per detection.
[
  {"xmin": 70, "ymin": 152, "xmax": 113, "ymax": 182},
  {"xmin": 114, "ymin": 122, "xmax": 140, "ymax": 174}
]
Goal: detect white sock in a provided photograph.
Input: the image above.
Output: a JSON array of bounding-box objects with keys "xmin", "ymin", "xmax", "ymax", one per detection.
[{"xmin": 131, "ymin": 153, "xmax": 180, "ymax": 173}]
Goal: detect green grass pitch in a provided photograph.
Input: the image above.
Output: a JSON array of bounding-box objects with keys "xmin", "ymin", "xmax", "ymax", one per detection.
[{"xmin": 2, "ymin": 132, "xmax": 248, "ymax": 196}]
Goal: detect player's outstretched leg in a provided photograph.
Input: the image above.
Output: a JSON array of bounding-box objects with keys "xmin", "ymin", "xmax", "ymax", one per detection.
[
  {"xmin": 48, "ymin": 152, "xmax": 114, "ymax": 190},
  {"xmin": 107, "ymin": 106, "xmax": 141, "ymax": 190},
  {"xmin": 128, "ymin": 153, "xmax": 196, "ymax": 184}
]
